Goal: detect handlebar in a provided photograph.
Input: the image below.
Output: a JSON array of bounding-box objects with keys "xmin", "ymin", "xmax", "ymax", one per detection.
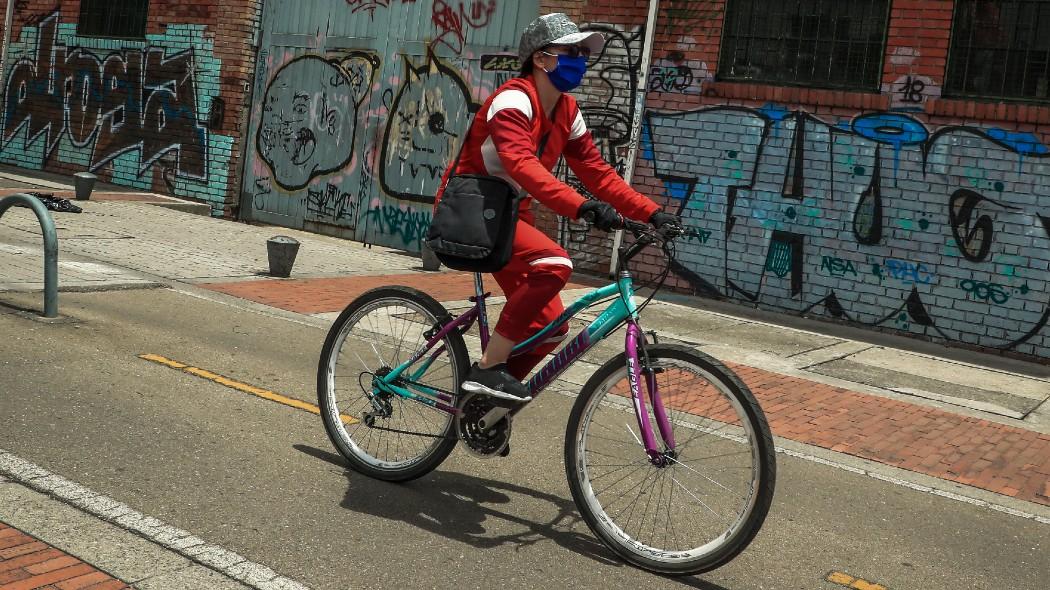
[
  {"xmin": 579, "ymin": 210, "xmax": 684, "ymax": 272},
  {"xmin": 579, "ymin": 211, "xmax": 683, "ymax": 240}
]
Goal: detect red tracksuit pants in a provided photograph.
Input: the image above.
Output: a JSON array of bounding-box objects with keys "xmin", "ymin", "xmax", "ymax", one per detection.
[{"xmin": 491, "ymin": 220, "xmax": 573, "ymax": 380}]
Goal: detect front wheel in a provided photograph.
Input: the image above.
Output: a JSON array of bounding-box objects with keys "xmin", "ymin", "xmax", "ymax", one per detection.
[{"xmin": 565, "ymin": 344, "xmax": 776, "ymax": 575}]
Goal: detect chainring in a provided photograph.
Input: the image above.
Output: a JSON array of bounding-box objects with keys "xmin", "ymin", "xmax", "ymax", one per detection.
[{"xmin": 455, "ymin": 393, "xmax": 511, "ymax": 458}]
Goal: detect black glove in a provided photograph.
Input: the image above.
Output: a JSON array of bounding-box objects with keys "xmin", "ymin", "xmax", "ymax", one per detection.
[
  {"xmin": 649, "ymin": 210, "xmax": 681, "ymax": 229},
  {"xmin": 577, "ymin": 200, "xmax": 622, "ymax": 232}
]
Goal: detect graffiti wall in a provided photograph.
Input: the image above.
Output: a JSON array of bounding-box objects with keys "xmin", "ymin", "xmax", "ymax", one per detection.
[
  {"xmin": 642, "ymin": 107, "xmax": 1050, "ymax": 357},
  {"xmin": 244, "ymin": 0, "xmax": 536, "ymax": 251},
  {"xmin": 535, "ymin": 0, "xmax": 1049, "ymax": 359},
  {"xmin": 0, "ymin": 8, "xmax": 238, "ymax": 212}
]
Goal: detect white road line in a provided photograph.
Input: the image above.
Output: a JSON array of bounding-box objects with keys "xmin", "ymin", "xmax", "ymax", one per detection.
[{"xmin": 0, "ymin": 449, "xmax": 311, "ymax": 590}]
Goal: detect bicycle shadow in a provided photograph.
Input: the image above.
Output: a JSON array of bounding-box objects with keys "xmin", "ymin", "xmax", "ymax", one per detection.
[{"xmin": 294, "ymin": 444, "xmax": 733, "ymax": 589}]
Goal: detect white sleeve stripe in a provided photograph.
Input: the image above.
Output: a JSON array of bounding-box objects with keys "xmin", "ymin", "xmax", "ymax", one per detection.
[
  {"xmin": 487, "ymin": 90, "xmax": 533, "ymax": 122},
  {"xmin": 569, "ymin": 109, "xmax": 587, "ymax": 141},
  {"xmin": 529, "ymin": 256, "xmax": 573, "ymax": 269}
]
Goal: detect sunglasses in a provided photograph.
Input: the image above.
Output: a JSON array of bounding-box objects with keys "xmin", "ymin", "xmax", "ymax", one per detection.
[{"xmin": 541, "ymin": 45, "xmax": 591, "ymax": 59}]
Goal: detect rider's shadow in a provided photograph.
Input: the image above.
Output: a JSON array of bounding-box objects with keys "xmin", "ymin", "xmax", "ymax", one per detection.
[
  {"xmin": 294, "ymin": 444, "xmax": 616, "ymax": 563},
  {"xmin": 295, "ymin": 444, "xmax": 733, "ymax": 589}
]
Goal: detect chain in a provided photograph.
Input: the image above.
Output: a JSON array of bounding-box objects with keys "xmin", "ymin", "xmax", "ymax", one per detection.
[{"xmin": 363, "ymin": 421, "xmax": 459, "ymax": 440}]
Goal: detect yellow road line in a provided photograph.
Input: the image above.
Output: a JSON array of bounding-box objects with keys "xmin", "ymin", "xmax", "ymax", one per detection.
[
  {"xmin": 139, "ymin": 354, "xmax": 358, "ymax": 424},
  {"xmin": 826, "ymin": 571, "xmax": 889, "ymax": 590}
]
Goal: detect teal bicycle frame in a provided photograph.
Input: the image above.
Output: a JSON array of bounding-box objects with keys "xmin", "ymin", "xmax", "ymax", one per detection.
[{"xmin": 370, "ymin": 265, "xmax": 677, "ymax": 462}]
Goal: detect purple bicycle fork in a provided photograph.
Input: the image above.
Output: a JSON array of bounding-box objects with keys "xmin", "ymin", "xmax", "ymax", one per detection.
[{"xmin": 626, "ymin": 322, "xmax": 676, "ymax": 464}]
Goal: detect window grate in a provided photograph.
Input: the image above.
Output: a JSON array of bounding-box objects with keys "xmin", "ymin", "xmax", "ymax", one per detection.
[
  {"xmin": 946, "ymin": 0, "xmax": 1050, "ymax": 102},
  {"xmin": 717, "ymin": 0, "xmax": 890, "ymax": 91},
  {"xmin": 78, "ymin": 0, "xmax": 149, "ymax": 39}
]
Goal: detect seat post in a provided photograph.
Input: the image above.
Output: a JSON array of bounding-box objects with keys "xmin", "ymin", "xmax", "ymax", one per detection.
[{"xmin": 473, "ymin": 272, "xmax": 491, "ymax": 350}]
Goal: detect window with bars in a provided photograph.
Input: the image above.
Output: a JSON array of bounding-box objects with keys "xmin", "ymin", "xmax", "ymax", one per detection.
[
  {"xmin": 78, "ymin": 0, "xmax": 149, "ymax": 39},
  {"xmin": 946, "ymin": 0, "xmax": 1050, "ymax": 102},
  {"xmin": 717, "ymin": 0, "xmax": 890, "ymax": 91}
]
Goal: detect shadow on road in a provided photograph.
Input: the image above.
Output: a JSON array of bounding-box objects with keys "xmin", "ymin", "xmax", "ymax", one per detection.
[{"xmin": 294, "ymin": 444, "xmax": 733, "ymax": 589}]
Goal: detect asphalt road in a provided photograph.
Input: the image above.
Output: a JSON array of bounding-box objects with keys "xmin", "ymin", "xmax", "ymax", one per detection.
[{"xmin": 0, "ymin": 288, "xmax": 1046, "ymax": 589}]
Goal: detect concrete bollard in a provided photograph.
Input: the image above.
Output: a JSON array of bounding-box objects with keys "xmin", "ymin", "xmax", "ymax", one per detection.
[
  {"xmin": 73, "ymin": 172, "xmax": 97, "ymax": 201},
  {"xmin": 421, "ymin": 241, "xmax": 441, "ymax": 271},
  {"xmin": 266, "ymin": 235, "xmax": 300, "ymax": 277}
]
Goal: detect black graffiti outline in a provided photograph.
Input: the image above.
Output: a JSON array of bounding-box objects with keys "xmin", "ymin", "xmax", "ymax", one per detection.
[
  {"xmin": 95, "ymin": 46, "xmax": 209, "ymax": 181},
  {"xmin": 2, "ymin": 12, "xmax": 210, "ymax": 181},
  {"xmin": 480, "ymin": 54, "xmax": 520, "ymax": 72},
  {"xmin": 648, "ymin": 64, "xmax": 694, "ymax": 93},
  {"xmin": 256, "ymin": 51, "xmax": 379, "ymax": 192},
  {"xmin": 577, "ymin": 23, "xmax": 644, "ymax": 167},
  {"xmin": 378, "ymin": 49, "xmax": 476, "ymax": 204},
  {"xmin": 306, "ymin": 181, "xmax": 361, "ymax": 227},
  {"xmin": 897, "ymin": 75, "xmax": 925, "ymax": 104},
  {"xmin": 644, "ymin": 104, "xmax": 1050, "ymax": 350},
  {"xmin": 947, "ymin": 188, "xmax": 1021, "ymax": 263},
  {"xmin": 853, "ymin": 145, "xmax": 884, "ymax": 245},
  {"xmin": 646, "ymin": 105, "xmax": 775, "ymax": 302}
]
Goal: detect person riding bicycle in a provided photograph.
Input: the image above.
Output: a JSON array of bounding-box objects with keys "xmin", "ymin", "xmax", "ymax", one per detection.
[{"xmin": 439, "ymin": 13, "xmax": 681, "ymax": 402}]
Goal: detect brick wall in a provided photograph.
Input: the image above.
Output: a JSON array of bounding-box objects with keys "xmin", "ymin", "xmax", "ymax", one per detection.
[
  {"xmin": 0, "ymin": 0, "xmax": 260, "ymax": 215},
  {"xmin": 539, "ymin": 0, "xmax": 1050, "ymax": 361}
]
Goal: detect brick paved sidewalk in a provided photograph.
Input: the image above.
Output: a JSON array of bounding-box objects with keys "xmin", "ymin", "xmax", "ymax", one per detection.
[
  {"xmin": 199, "ymin": 271, "xmax": 604, "ymax": 314},
  {"xmin": 728, "ymin": 362, "xmax": 1050, "ymax": 506},
  {"xmin": 0, "ymin": 523, "xmax": 127, "ymax": 589}
]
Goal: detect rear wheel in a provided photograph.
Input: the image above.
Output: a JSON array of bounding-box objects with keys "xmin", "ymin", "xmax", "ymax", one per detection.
[
  {"xmin": 565, "ymin": 344, "xmax": 776, "ymax": 575},
  {"xmin": 317, "ymin": 286, "xmax": 468, "ymax": 481}
]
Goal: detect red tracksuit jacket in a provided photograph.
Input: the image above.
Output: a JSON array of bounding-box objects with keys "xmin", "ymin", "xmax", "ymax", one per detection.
[{"xmin": 436, "ymin": 75, "xmax": 660, "ymax": 225}]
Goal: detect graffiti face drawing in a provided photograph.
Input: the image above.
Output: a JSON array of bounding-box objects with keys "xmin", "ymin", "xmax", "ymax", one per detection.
[
  {"xmin": 258, "ymin": 54, "xmax": 376, "ymax": 191},
  {"xmin": 379, "ymin": 51, "xmax": 474, "ymax": 204}
]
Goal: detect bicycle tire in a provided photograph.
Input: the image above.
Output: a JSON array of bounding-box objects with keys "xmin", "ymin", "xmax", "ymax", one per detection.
[
  {"xmin": 565, "ymin": 344, "xmax": 776, "ymax": 575},
  {"xmin": 317, "ymin": 286, "xmax": 468, "ymax": 482}
]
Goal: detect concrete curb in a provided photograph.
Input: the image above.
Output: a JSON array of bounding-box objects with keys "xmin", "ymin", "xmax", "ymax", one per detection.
[{"xmin": 0, "ymin": 450, "xmax": 311, "ymax": 590}]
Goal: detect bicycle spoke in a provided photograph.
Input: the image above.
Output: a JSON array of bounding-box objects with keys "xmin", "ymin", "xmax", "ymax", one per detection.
[
  {"xmin": 669, "ymin": 473, "xmax": 721, "ymax": 519},
  {"xmin": 665, "ymin": 456, "xmax": 731, "ymax": 493}
]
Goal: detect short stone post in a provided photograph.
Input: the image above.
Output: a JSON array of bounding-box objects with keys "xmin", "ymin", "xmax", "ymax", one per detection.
[
  {"xmin": 73, "ymin": 172, "xmax": 97, "ymax": 201},
  {"xmin": 421, "ymin": 241, "xmax": 441, "ymax": 271},
  {"xmin": 266, "ymin": 236, "xmax": 300, "ymax": 278}
]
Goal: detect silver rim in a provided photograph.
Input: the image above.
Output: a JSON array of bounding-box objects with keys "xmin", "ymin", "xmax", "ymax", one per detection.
[
  {"xmin": 573, "ymin": 357, "xmax": 763, "ymax": 565},
  {"xmin": 322, "ymin": 296, "xmax": 459, "ymax": 471}
]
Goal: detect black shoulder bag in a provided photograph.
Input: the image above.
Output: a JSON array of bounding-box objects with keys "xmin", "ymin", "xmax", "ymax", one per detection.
[{"xmin": 426, "ymin": 120, "xmax": 549, "ymax": 273}]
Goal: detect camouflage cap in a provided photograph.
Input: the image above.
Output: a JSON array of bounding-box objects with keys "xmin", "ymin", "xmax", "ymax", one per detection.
[{"xmin": 518, "ymin": 13, "xmax": 604, "ymax": 63}]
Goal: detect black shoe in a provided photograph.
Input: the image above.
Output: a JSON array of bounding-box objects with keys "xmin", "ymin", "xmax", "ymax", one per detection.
[{"xmin": 462, "ymin": 363, "xmax": 532, "ymax": 403}]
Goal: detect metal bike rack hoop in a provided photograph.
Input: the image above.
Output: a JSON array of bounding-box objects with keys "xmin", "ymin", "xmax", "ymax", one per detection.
[{"xmin": 0, "ymin": 193, "xmax": 59, "ymax": 317}]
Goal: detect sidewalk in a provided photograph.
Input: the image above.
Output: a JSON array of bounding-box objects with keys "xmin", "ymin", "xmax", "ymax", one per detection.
[
  {"xmin": 0, "ymin": 522, "xmax": 129, "ymax": 589},
  {"xmin": 2, "ymin": 174, "xmax": 1049, "ymax": 511}
]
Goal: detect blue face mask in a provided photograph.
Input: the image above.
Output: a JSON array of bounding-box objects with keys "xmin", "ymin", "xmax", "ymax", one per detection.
[{"xmin": 544, "ymin": 54, "xmax": 588, "ymax": 92}]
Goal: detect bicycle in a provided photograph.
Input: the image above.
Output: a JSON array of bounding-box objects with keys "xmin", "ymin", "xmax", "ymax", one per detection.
[{"xmin": 317, "ymin": 218, "xmax": 776, "ymax": 575}]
